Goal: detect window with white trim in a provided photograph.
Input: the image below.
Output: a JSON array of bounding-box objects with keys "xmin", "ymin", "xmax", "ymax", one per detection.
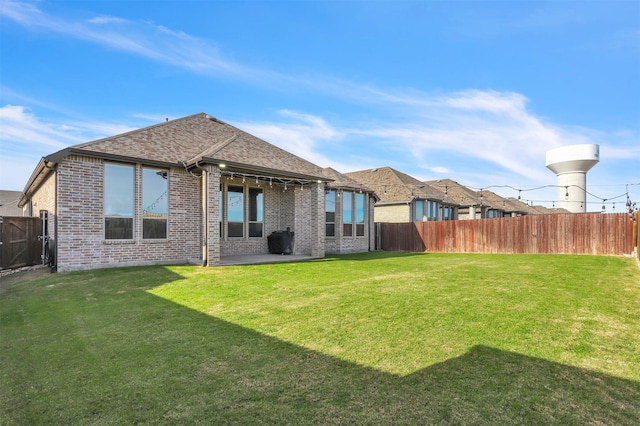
[
  {"xmin": 104, "ymin": 163, "xmax": 134, "ymax": 240},
  {"xmin": 325, "ymin": 190, "xmax": 336, "ymax": 237},
  {"xmin": 248, "ymin": 187, "xmax": 263, "ymax": 237},
  {"xmin": 227, "ymin": 185, "xmax": 244, "ymax": 238},
  {"xmin": 343, "ymin": 191, "xmax": 353, "ymax": 237},
  {"xmin": 356, "ymin": 193, "xmax": 365, "ymax": 236},
  {"xmin": 142, "ymin": 168, "xmax": 168, "ymax": 239}
]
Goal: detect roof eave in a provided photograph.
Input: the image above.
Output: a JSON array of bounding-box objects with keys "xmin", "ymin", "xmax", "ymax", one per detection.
[{"xmin": 195, "ymin": 157, "xmax": 331, "ymax": 182}]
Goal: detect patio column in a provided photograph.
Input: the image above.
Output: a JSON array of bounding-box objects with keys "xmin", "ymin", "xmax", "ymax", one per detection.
[
  {"xmin": 310, "ymin": 181, "xmax": 325, "ymax": 258},
  {"xmin": 202, "ymin": 165, "xmax": 221, "ymax": 266}
]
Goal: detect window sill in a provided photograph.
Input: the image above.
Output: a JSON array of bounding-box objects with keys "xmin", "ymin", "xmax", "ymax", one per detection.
[{"xmin": 104, "ymin": 239, "xmax": 135, "ymax": 245}]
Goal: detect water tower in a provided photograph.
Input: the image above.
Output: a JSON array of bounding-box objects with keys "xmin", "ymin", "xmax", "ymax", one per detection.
[{"xmin": 545, "ymin": 144, "xmax": 599, "ymax": 213}]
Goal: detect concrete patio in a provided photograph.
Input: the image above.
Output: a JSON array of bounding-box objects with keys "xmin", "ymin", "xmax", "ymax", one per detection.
[{"xmin": 218, "ymin": 254, "xmax": 317, "ymax": 266}]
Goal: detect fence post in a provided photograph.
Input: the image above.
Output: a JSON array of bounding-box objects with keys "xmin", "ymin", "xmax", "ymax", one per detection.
[{"xmin": 633, "ymin": 210, "xmax": 640, "ymax": 260}]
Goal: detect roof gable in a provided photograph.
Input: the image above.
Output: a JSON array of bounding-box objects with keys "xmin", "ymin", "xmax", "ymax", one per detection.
[
  {"xmin": 54, "ymin": 113, "xmax": 326, "ymax": 179},
  {"xmin": 346, "ymin": 167, "xmax": 449, "ymax": 204},
  {"xmin": 322, "ymin": 168, "xmax": 374, "ymax": 193},
  {"xmin": 425, "ymin": 179, "xmax": 482, "ymax": 206}
]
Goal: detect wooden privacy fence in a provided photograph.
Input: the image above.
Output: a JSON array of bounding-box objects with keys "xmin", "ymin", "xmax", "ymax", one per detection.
[
  {"xmin": 379, "ymin": 213, "xmax": 635, "ymax": 256},
  {"xmin": 0, "ymin": 216, "xmax": 42, "ymax": 270}
]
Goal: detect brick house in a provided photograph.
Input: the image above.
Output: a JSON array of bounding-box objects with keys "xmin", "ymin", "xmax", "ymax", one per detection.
[
  {"xmin": 18, "ymin": 113, "xmax": 375, "ymax": 272},
  {"xmin": 322, "ymin": 167, "xmax": 377, "ymax": 254},
  {"xmin": 425, "ymin": 179, "xmax": 508, "ymax": 219},
  {"xmin": 346, "ymin": 167, "xmax": 459, "ymax": 223}
]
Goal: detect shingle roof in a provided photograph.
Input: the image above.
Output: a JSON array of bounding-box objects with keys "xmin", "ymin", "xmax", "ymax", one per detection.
[
  {"xmin": 51, "ymin": 113, "xmax": 326, "ymax": 180},
  {"xmin": 532, "ymin": 205, "xmax": 571, "ymax": 215},
  {"xmin": 322, "ymin": 168, "xmax": 375, "ymax": 194},
  {"xmin": 346, "ymin": 167, "xmax": 451, "ymax": 204},
  {"xmin": 424, "ymin": 179, "xmax": 482, "ymax": 206},
  {"xmin": 506, "ymin": 197, "xmax": 541, "ymax": 215},
  {"xmin": 479, "ymin": 190, "xmax": 522, "ymax": 212}
]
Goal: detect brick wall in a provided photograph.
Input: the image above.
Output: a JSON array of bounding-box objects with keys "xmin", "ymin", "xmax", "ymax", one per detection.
[
  {"xmin": 27, "ymin": 171, "xmax": 56, "ymax": 226},
  {"xmin": 375, "ymin": 204, "xmax": 411, "ymax": 223},
  {"xmin": 53, "ymin": 155, "xmax": 202, "ymax": 272},
  {"xmin": 324, "ymin": 191, "xmax": 373, "ymax": 254},
  {"xmin": 29, "ymin": 155, "xmax": 369, "ymax": 271}
]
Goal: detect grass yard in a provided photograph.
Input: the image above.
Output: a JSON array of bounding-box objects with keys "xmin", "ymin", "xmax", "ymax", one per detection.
[{"xmin": 1, "ymin": 252, "xmax": 639, "ymax": 425}]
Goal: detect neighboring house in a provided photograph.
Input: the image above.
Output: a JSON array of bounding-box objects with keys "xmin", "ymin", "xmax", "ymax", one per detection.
[
  {"xmin": 532, "ymin": 205, "xmax": 571, "ymax": 215},
  {"xmin": 424, "ymin": 179, "xmax": 490, "ymax": 219},
  {"xmin": 322, "ymin": 168, "xmax": 377, "ymax": 254},
  {"xmin": 346, "ymin": 167, "xmax": 459, "ymax": 223},
  {"xmin": 0, "ymin": 190, "xmax": 23, "ymax": 216},
  {"xmin": 477, "ymin": 190, "xmax": 524, "ymax": 218},
  {"xmin": 18, "ymin": 113, "xmax": 373, "ymax": 272}
]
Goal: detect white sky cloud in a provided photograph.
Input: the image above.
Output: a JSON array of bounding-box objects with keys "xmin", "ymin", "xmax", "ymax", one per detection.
[{"xmin": 1, "ymin": 1, "xmax": 637, "ymax": 205}]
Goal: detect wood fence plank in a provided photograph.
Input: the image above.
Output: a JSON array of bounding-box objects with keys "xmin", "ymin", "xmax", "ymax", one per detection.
[{"xmin": 379, "ymin": 213, "xmax": 634, "ymax": 256}]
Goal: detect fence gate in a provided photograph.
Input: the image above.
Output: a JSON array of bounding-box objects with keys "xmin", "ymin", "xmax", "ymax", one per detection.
[{"xmin": 0, "ymin": 216, "xmax": 42, "ymax": 270}]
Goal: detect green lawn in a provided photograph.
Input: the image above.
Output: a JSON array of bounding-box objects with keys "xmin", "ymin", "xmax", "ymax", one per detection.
[{"xmin": 1, "ymin": 252, "xmax": 639, "ymax": 425}]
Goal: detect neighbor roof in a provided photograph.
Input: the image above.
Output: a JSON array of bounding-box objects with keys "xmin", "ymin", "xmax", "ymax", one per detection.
[
  {"xmin": 424, "ymin": 179, "xmax": 482, "ymax": 207},
  {"xmin": 478, "ymin": 190, "xmax": 524, "ymax": 213},
  {"xmin": 322, "ymin": 167, "xmax": 376, "ymax": 195},
  {"xmin": 346, "ymin": 167, "xmax": 452, "ymax": 205}
]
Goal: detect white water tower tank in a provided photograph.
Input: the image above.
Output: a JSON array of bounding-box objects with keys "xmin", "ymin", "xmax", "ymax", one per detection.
[{"xmin": 545, "ymin": 144, "xmax": 599, "ymax": 213}]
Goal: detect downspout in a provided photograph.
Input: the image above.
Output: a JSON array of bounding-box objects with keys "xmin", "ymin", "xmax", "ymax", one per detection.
[
  {"xmin": 43, "ymin": 159, "xmax": 57, "ymax": 272},
  {"xmin": 193, "ymin": 161, "xmax": 208, "ymax": 266}
]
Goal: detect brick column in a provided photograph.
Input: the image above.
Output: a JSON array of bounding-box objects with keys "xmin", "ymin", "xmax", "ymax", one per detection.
[
  {"xmin": 203, "ymin": 165, "xmax": 221, "ymax": 266},
  {"xmin": 310, "ymin": 182, "xmax": 325, "ymax": 258}
]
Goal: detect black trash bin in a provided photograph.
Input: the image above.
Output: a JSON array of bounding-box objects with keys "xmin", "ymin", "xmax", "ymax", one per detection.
[{"xmin": 267, "ymin": 227, "xmax": 294, "ymax": 255}]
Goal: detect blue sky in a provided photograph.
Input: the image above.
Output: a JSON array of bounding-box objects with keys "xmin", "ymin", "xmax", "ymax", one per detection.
[{"xmin": 1, "ymin": 0, "xmax": 639, "ymax": 211}]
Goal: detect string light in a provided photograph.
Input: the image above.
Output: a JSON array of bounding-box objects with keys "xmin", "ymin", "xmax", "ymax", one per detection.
[{"xmin": 209, "ymin": 169, "xmax": 639, "ymax": 214}]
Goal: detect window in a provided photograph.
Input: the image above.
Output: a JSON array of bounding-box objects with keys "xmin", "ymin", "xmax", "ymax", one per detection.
[
  {"xmin": 414, "ymin": 200, "xmax": 425, "ymax": 222},
  {"xmin": 104, "ymin": 163, "xmax": 134, "ymax": 239},
  {"xmin": 227, "ymin": 186, "xmax": 244, "ymax": 237},
  {"xmin": 142, "ymin": 168, "xmax": 168, "ymax": 239},
  {"xmin": 427, "ymin": 201, "xmax": 438, "ymax": 221},
  {"xmin": 343, "ymin": 191, "xmax": 353, "ymax": 237},
  {"xmin": 443, "ymin": 205, "xmax": 451, "ymax": 221},
  {"xmin": 356, "ymin": 193, "xmax": 365, "ymax": 236},
  {"xmin": 325, "ymin": 190, "xmax": 336, "ymax": 236},
  {"xmin": 249, "ymin": 187, "xmax": 263, "ymax": 237}
]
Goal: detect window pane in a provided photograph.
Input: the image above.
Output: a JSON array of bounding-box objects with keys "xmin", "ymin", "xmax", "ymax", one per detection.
[
  {"xmin": 227, "ymin": 186, "xmax": 244, "ymax": 221},
  {"xmin": 143, "ymin": 168, "xmax": 168, "ymax": 239},
  {"xmin": 104, "ymin": 163, "xmax": 133, "ymax": 239},
  {"xmin": 249, "ymin": 223, "xmax": 263, "ymax": 238},
  {"xmin": 105, "ymin": 217, "xmax": 133, "ymax": 239},
  {"xmin": 228, "ymin": 222, "xmax": 244, "ymax": 238},
  {"xmin": 343, "ymin": 192, "xmax": 353, "ymax": 224},
  {"xmin": 343, "ymin": 224, "xmax": 353, "ymax": 237},
  {"xmin": 248, "ymin": 188, "xmax": 263, "ymax": 237},
  {"xmin": 415, "ymin": 200, "xmax": 424, "ymax": 222},
  {"xmin": 325, "ymin": 223, "xmax": 335, "ymax": 237},
  {"xmin": 325, "ymin": 191, "xmax": 336, "ymax": 218},
  {"xmin": 143, "ymin": 219, "xmax": 167, "ymax": 239},
  {"xmin": 227, "ymin": 186, "xmax": 244, "ymax": 237},
  {"xmin": 356, "ymin": 193, "xmax": 365, "ymax": 223},
  {"xmin": 356, "ymin": 193, "xmax": 365, "ymax": 236},
  {"xmin": 105, "ymin": 164, "xmax": 134, "ymax": 216},
  {"xmin": 249, "ymin": 188, "xmax": 263, "ymax": 221}
]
